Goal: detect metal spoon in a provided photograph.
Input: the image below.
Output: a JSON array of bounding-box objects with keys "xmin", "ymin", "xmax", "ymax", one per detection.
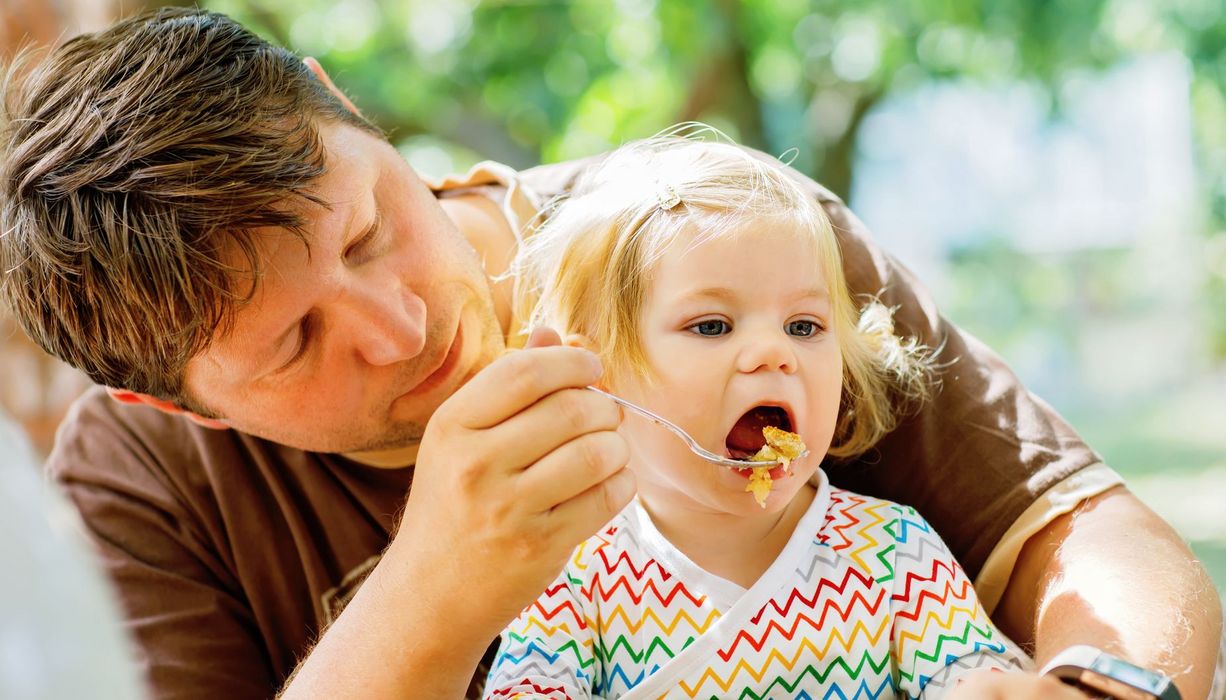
[{"xmin": 586, "ymin": 386, "xmax": 808, "ymax": 470}]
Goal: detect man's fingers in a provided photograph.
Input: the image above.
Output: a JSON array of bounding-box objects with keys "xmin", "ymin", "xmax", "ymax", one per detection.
[
  {"xmin": 477, "ymin": 387, "xmax": 622, "ymax": 471},
  {"xmin": 515, "ymin": 430, "xmax": 630, "ymax": 512},
  {"xmin": 445, "ymin": 345, "xmax": 603, "ymax": 429},
  {"xmin": 547, "ymin": 465, "xmax": 637, "ymax": 536}
]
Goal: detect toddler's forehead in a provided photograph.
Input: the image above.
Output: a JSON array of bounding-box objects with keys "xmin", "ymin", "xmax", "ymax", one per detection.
[{"xmin": 658, "ymin": 218, "xmax": 826, "ymax": 273}]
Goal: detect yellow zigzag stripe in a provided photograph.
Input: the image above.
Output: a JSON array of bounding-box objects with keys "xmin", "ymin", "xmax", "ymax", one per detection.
[
  {"xmin": 592, "ymin": 604, "xmax": 722, "ymax": 636},
  {"xmin": 518, "ymin": 616, "xmax": 578, "ymax": 639},
  {"xmin": 893, "ymin": 600, "xmax": 986, "ymax": 662},
  {"xmin": 569, "ymin": 539, "xmax": 589, "ymax": 572},
  {"xmin": 680, "ymin": 616, "xmax": 889, "ymax": 696},
  {"xmin": 807, "ymin": 613, "xmax": 890, "ymax": 660},
  {"xmin": 847, "ymin": 500, "xmax": 890, "ymax": 572}
]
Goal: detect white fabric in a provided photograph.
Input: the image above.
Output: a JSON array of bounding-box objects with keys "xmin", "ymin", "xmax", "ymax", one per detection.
[{"xmin": 0, "ymin": 412, "xmax": 145, "ymax": 699}]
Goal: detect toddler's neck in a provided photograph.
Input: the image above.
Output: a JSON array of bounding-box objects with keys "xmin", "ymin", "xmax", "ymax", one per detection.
[{"xmin": 640, "ymin": 482, "xmax": 818, "ymax": 589}]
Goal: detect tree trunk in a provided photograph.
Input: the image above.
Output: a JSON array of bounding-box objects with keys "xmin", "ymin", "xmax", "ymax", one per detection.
[
  {"xmin": 820, "ymin": 90, "xmax": 881, "ymax": 202},
  {"xmin": 675, "ymin": 0, "xmax": 765, "ymax": 146}
]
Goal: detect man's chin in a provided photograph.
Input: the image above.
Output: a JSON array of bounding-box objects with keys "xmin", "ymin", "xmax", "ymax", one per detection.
[
  {"xmin": 244, "ymin": 421, "xmax": 425, "ymax": 460},
  {"xmin": 343, "ymin": 443, "xmax": 420, "ymax": 468},
  {"xmin": 343, "ymin": 423, "xmax": 426, "ymax": 453},
  {"xmin": 336, "ymin": 425, "xmax": 427, "ymax": 468}
]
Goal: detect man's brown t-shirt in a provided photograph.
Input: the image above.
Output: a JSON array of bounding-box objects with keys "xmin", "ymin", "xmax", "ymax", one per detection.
[{"xmin": 47, "ymin": 159, "xmax": 1103, "ymax": 698}]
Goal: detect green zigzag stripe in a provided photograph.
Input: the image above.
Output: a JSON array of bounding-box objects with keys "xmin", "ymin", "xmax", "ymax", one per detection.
[
  {"xmin": 716, "ymin": 649, "xmax": 892, "ymax": 699},
  {"xmin": 591, "ymin": 633, "xmax": 696, "ymax": 666},
  {"xmin": 895, "ymin": 620, "xmax": 996, "ymax": 682},
  {"xmin": 874, "ymin": 543, "xmax": 895, "ymax": 583}
]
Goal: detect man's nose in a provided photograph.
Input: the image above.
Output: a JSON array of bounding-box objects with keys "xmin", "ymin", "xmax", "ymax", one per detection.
[
  {"xmin": 735, "ymin": 329, "xmax": 797, "ymax": 375},
  {"xmin": 340, "ymin": 281, "xmax": 427, "ymax": 367}
]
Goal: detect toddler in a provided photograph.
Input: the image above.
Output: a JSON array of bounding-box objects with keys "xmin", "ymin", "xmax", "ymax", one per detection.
[{"xmin": 485, "ymin": 128, "xmax": 1028, "ymax": 699}]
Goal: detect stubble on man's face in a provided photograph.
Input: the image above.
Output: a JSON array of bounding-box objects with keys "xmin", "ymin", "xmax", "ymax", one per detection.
[
  {"xmin": 180, "ymin": 122, "xmax": 510, "ymax": 455},
  {"xmin": 341, "ymin": 289, "xmax": 507, "ymax": 453}
]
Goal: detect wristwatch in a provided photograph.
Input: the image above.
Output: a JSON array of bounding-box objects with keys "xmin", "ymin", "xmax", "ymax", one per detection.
[{"xmin": 1040, "ymin": 645, "xmax": 1182, "ymax": 700}]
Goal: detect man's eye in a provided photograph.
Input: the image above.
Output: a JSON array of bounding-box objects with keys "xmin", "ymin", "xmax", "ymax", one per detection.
[
  {"xmin": 344, "ymin": 212, "xmax": 383, "ymax": 261},
  {"xmin": 688, "ymin": 319, "xmax": 730, "ymax": 337},
  {"xmin": 787, "ymin": 320, "xmax": 820, "ymax": 337},
  {"xmin": 280, "ymin": 316, "xmax": 314, "ymax": 371}
]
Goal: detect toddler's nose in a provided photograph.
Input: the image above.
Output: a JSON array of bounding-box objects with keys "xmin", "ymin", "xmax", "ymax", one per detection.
[{"xmin": 735, "ymin": 331, "xmax": 797, "ymax": 375}]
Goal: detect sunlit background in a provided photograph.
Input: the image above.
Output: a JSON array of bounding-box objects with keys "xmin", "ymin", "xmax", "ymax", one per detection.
[{"xmin": 3, "ymin": 0, "xmax": 1224, "ymax": 588}]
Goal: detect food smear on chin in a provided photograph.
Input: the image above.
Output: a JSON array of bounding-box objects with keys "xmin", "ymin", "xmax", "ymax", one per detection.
[
  {"xmin": 745, "ymin": 468, "xmax": 772, "ymax": 508},
  {"xmin": 744, "ymin": 426, "xmax": 807, "ymax": 507}
]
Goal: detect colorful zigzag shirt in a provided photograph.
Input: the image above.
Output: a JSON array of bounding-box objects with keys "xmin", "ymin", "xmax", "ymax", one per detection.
[{"xmin": 485, "ymin": 471, "xmax": 1029, "ymax": 699}]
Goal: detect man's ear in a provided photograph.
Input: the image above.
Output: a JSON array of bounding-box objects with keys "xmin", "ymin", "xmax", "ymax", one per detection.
[
  {"xmin": 105, "ymin": 388, "xmax": 230, "ymax": 431},
  {"xmin": 303, "ymin": 57, "xmax": 363, "ymax": 117}
]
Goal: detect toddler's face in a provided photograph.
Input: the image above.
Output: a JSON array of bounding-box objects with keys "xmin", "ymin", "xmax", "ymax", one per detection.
[{"xmin": 607, "ymin": 222, "xmax": 842, "ymax": 517}]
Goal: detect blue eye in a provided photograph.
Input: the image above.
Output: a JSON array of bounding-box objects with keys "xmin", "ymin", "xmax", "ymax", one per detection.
[
  {"xmin": 688, "ymin": 319, "xmax": 730, "ymax": 337},
  {"xmin": 787, "ymin": 320, "xmax": 820, "ymax": 337}
]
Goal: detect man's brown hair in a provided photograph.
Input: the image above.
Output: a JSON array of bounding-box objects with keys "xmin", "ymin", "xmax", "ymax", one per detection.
[{"xmin": 0, "ymin": 8, "xmax": 380, "ymax": 414}]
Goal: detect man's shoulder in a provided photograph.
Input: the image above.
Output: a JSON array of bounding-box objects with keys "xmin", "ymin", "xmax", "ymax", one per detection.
[{"xmin": 50, "ymin": 385, "xmax": 290, "ymax": 498}]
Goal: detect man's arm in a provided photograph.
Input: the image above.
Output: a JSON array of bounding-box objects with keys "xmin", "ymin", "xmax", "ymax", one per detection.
[
  {"xmin": 280, "ymin": 330, "xmax": 635, "ymax": 699},
  {"xmin": 996, "ymin": 485, "xmax": 1222, "ymax": 699}
]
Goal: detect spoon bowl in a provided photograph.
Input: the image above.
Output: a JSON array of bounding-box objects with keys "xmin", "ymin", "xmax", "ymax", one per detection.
[{"xmin": 586, "ymin": 386, "xmax": 809, "ymax": 470}]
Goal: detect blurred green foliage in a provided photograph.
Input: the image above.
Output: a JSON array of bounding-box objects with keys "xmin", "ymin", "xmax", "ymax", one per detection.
[{"xmin": 201, "ymin": 0, "xmax": 1225, "ymax": 354}]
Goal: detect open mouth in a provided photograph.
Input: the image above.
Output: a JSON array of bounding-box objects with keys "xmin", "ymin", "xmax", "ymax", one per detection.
[{"xmin": 724, "ymin": 405, "xmax": 793, "ymax": 460}]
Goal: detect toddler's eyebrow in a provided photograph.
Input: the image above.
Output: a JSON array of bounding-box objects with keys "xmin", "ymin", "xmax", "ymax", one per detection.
[{"xmin": 678, "ymin": 286, "xmax": 829, "ymax": 303}]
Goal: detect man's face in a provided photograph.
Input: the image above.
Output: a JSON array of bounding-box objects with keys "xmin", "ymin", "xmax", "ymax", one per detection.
[
  {"xmin": 183, "ymin": 121, "xmax": 504, "ymax": 454},
  {"xmin": 609, "ymin": 223, "xmax": 843, "ymax": 516}
]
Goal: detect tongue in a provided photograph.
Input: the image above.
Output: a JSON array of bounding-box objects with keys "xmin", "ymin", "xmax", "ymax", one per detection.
[{"xmin": 726, "ymin": 406, "xmax": 788, "ymax": 456}]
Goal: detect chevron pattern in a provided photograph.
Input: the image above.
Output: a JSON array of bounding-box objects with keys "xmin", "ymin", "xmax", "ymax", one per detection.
[{"xmin": 486, "ymin": 487, "xmax": 1028, "ymax": 699}]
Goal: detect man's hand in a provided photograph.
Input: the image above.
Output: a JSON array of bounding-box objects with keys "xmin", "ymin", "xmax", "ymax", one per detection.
[
  {"xmin": 946, "ymin": 671, "xmax": 1091, "ymax": 700},
  {"xmin": 280, "ymin": 327, "xmax": 634, "ymax": 699},
  {"xmin": 395, "ymin": 326, "xmax": 635, "ymax": 638}
]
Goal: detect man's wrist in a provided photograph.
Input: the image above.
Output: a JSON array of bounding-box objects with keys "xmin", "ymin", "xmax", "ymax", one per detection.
[
  {"xmin": 1040, "ymin": 645, "xmax": 1183, "ymax": 700},
  {"xmin": 379, "ymin": 532, "xmax": 505, "ymax": 658},
  {"xmin": 280, "ymin": 538, "xmax": 495, "ymax": 698}
]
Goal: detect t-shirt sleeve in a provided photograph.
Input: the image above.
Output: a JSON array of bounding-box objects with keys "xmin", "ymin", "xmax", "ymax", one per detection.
[
  {"xmin": 484, "ymin": 567, "xmax": 598, "ymax": 700},
  {"xmin": 817, "ymin": 194, "xmax": 1103, "ymax": 578},
  {"xmin": 887, "ymin": 505, "xmax": 1030, "ymax": 700},
  {"xmin": 48, "ymin": 391, "xmax": 277, "ymax": 700}
]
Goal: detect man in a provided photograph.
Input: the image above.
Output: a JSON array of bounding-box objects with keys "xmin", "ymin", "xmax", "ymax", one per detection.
[{"xmin": 0, "ymin": 8, "xmax": 1219, "ymax": 699}]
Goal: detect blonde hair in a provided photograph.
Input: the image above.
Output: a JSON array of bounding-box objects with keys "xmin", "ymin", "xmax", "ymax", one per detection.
[{"xmin": 514, "ymin": 126, "xmax": 931, "ymax": 458}]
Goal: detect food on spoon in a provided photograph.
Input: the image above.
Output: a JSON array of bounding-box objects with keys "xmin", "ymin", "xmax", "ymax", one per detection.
[
  {"xmin": 744, "ymin": 426, "xmax": 806, "ymax": 507},
  {"xmin": 750, "ymin": 425, "xmax": 806, "ymax": 471}
]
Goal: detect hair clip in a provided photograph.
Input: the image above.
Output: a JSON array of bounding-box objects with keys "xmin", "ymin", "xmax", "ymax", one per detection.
[{"xmin": 656, "ymin": 183, "xmax": 681, "ymax": 211}]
